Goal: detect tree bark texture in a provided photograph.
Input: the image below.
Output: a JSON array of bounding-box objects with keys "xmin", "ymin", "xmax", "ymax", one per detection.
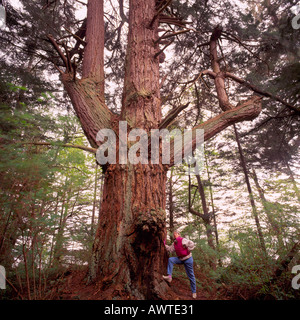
[
  {"xmin": 88, "ymin": 0, "xmax": 173, "ymax": 299},
  {"xmin": 89, "ymin": 163, "xmax": 172, "ymax": 299}
]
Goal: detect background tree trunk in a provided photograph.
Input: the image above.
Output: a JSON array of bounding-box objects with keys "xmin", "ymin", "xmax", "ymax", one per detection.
[
  {"xmin": 251, "ymin": 168, "xmax": 285, "ymax": 251},
  {"xmin": 233, "ymin": 124, "xmax": 267, "ymax": 256},
  {"xmin": 168, "ymin": 168, "xmax": 175, "ymax": 235},
  {"xmin": 195, "ymin": 173, "xmax": 215, "ymax": 252}
]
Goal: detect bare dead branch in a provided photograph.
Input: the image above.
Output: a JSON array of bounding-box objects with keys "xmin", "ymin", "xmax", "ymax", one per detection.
[
  {"xmin": 154, "ymin": 38, "xmax": 174, "ymax": 59},
  {"xmin": 119, "ymin": 0, "xmax": 128, "ymax": 23},
  {"xmin": 150, "ymin": 0, "xmax": 173, "ymax": 27},
  {"xmin": 155, "ymin": 28, "xmax": 192, "ymax": 43},
  {"xmin": 47, "ymin": 34, "xmax": 69, "ymax": 71},
  {"xmin": 158, "ymin": 14, "xmax": 190, "ymax": 27},
  {"xmin": 159, "ymin": 102, "xmax": 190, "ymax": 129}
]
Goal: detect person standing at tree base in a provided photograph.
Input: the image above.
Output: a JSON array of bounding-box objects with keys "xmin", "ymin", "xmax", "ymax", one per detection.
[{"xmin": 163, "ymin": 230, "xmax": 197, "ymax": 299}]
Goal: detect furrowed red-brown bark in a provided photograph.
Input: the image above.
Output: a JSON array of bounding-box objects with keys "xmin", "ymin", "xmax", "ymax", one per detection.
[
  {"xmin": 209, "ymin": 26, "xmax": 233, "ymax": 111},
  {"xmin": 89, "ymin": 163, "xmax": 173, "ymax": 299},
  {"xmin": 61, "ymin": 74, "xmax": 113, "ymax": 148},
  {"xmin": 168, "ymin": 168, "xmax": 175, "ymax": 235},
  {"xmin": 88, "ymin": 0, "xmax": 175, "ymax": 299},
  {"xmin": 50, "ymin": 0, "xmax": 112, "ymax": 148},
  {"xmin": 82, "ymin": 0, "xmax": 105, "ymax": 99},
  {"xmin": 121, "ymin": 0, "xmax": 161, "ymax": 130}
]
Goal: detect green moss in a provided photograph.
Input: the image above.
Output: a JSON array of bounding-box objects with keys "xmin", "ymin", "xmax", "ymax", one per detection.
[{"xmin": 124, "ymin": 88, "xmax": 152, "ymax": 106}]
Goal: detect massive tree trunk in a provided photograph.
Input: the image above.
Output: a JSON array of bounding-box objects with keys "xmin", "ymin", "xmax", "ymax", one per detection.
[
  {"xmin": 48, "ymin": 0, "xmax": 262, "ymax": 299},
  {"xmin": 87, "ymin": 0, "xmax": 172, "ymax": 299},
  {"xmin": 89, "ymin": 163, "xmax": 170, "ymax": 299}
]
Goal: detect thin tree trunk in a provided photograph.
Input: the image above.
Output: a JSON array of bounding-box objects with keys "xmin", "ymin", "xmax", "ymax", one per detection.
[
  {"xmin": 52, "ymin": 178, "xmax": 70, "ymax": 270},
  {"xmin": 0, "ymin": 210, "xmax": 12, "ymax": 260},
  {"xmin": 48, "ymin": 194, "xmax": 60, "ymax": 269},
  {"xmin": 22, "ymin": 242, "xmax": 31, "ymax": 300},
  {"xmin": 283, "ymin": 156, "xmax": 300, "ymax": 202},
  {"xmin": 195, "ymin": 173, "xmax": 215, "ymax": 251},
  {"xmin": 251, "ymin": 168, "xmax": 285, "ymax": 250},
  {"xmin": 204, "ymin": 150, "xmax": 222, "ymax": 266},
  {"xmin": 30, "ymin": 198, "xmax": 37, "ymax": 300},
  {"xmin": 233, "ymin": 124, "xmax": 267, "ymax": 256},
  {"xmin": 168, "ymin": 168, "xmax": 174, "ymax": 235},
  {"xmin": 52, "ymin": 197, "xmax": 67, "ymax": 269},
  {"xmin": 31, "ymin": 235, "xmax": 37, "ymax": 300},
  {"xmin": 188, "ymin": 169, "xmax": 216, "ymax": 268},
  {"xmin": 38, "ymin": 245, "xmax": 43, "ymax": 299}
]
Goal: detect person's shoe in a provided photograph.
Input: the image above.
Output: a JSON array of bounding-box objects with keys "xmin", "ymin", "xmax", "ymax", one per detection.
[
  {"xmin": 162, "ymin": 275, "xmax": 172, "ymax": 283},
  {"xmin": 192, "ymin": 293, "xmax": 197, "ymax": 299}
]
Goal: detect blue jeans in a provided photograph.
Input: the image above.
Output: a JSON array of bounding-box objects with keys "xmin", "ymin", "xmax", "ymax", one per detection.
[{"xmin": 167, "ymin": 256, "xmax": 196, "ymax": 293}]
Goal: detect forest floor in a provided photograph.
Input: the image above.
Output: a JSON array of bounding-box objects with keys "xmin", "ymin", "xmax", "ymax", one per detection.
[{"xmin": 54, "ymin": 264, "xmax": 225, "ymax": 300}]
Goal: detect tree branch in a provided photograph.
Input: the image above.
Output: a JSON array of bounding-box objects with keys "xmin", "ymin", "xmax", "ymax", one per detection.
[
  {"xmin": 119, "ymin": 0, "xmax": 128, "ymax": 23},
  {"xmin": 224, "ymin": 72, "xmax": 300, "ymax": 114},
  {"xmin": 154, "ymin": 38, "xmax": 174, "ymax": 59},
  {"xmin": 209, "ymin": 26, "xmax": 233, "ymax": 111},
  {"xmin": 158, "ymin": 14, "xmax": 190, "ymax": 28},
  {"xmin": 64, "ymin": 27, "xmax": 87, "ymax": 46},
  {"xmin": 150, "ymin": 0, "xmax": 173, "ymax": 27},
  {"xmin": 159, "ymin": 102, "xmax": 190, "ymax": 129},
  {"xmin": 47, "ymin": 34, "xmax": 70, "ymax": 72},
  {"xmin": 61, "ymin": 73, "xmax": 114, "ymax": 148},
  {"xmin": 198, "ymin": 96, "xmax": 262, "ymax": 140},
  {"xmin": 18, "ymin": 141, "xmax": 97, "ymax": 154},
  {"xmin": 178, "ymin": 69, "xmax": 216, "ymax": 85},
  {"xmin": 168, "ymin": 96, "xmax": 262, "ymax": 167},
  {"xmin": 155, "ymin": 28, "xmax": 192, "ymax": 43}
]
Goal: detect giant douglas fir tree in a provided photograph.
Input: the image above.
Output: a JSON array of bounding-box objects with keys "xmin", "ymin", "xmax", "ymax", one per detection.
[{"xmin": 40, "ymin": 0, "xmax": 263, "ymax": 298}]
